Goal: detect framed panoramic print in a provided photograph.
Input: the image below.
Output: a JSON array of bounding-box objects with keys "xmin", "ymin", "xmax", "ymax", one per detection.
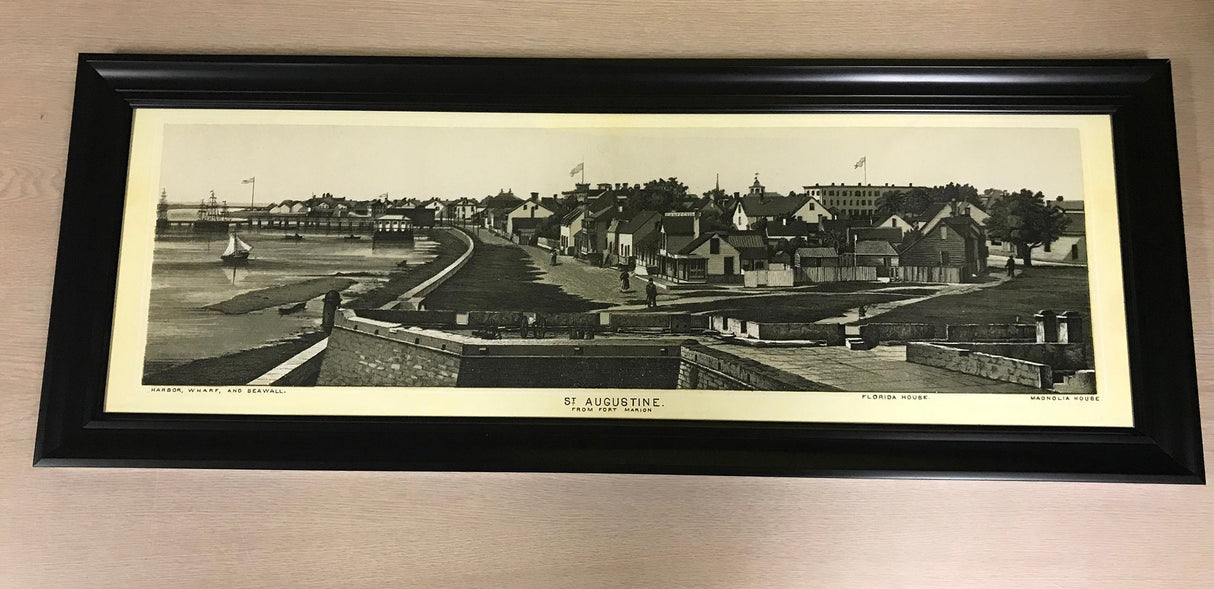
[{"xmin": 34, "ymin": 56, "xmax": 1203, "ymax": 482}]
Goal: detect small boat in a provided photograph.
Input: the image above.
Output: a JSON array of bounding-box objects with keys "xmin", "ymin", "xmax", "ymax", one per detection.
[
  {"xmin": 343, "ymin": 234, "xmax": 362, "ymax": 241},
  {"xmin": 283, "ymin": 233, "xmax": 304, "ymax": 241},
  {"xmin": 220, "ymin": 233, "xmax": 252, "ymax": 264},
  {"xmin": 278, "ymin": 301, "xmax": 307, "ymax": 315}
]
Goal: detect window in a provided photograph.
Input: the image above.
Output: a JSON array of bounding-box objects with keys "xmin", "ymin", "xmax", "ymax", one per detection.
[
  {"xmin": 891, "ymin": 218, "xmax": 898, "ymax": 227},
  {"xmin": 940, "ymin": 227, "xmax": 948, "ymax": 240},
  {"xmin": 1071, "ymin": 244, "xmax": 1079, "ymax": 260},
  {"xmin": 710, "ymin": 237, "xmax": 720, "ymax": 254},
  {"xmin": 809, "ymin": 202, "xmax": 815, "ymax": 210},
  {"xmin": 941, "ymin": 251, "xmax": 951, "ymax": 266}
]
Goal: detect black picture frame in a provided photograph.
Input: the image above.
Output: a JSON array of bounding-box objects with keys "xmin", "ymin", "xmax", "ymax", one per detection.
[{"xmin": 33, "ymin": 55, "xmax": 1203, "ymax": 482}]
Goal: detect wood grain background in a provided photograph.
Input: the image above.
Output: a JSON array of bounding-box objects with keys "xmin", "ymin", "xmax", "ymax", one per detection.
[{"xmin": 2, "ymin": 1, "xmax": 1212, "ymax": 587}]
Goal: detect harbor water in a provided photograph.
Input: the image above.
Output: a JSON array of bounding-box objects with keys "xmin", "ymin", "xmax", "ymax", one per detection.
[{"xmin": 143, "ymin": 231, "xmax": 440, "ymax": 374}]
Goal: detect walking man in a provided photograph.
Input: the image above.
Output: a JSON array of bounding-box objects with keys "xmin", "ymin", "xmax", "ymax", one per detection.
[
  {"xmin": 1005, "ymin": 256, "xmax": 1016, "ymax": 278},
  {"xmin": 645, "ymin": 279, "xmax": 658, "ymax": 308}
]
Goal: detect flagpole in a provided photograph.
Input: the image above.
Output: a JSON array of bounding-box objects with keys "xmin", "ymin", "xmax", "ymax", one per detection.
[{"xmin": 250, "ymin": 177, "xmax": 255, "ymax": 210}]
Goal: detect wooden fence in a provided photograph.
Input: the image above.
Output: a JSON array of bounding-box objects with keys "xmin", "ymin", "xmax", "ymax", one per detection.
[
  {"xmin": 891, "ymin": 265, "xmax": 965, "ymax": 284},
  {"xmin": 794, "ymin": 266, "xmax": 878, "ymax": 284}
]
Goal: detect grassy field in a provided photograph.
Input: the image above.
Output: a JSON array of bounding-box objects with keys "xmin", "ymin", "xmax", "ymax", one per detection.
[
  {"xmin": 861, "ymin": 266, "xmax": 1090, "ymax": 327},
  {"xmin": 425, "ymin": 232, "xmax": 610, "ymax": 313},
  {"xmin": 661, "ymin": 291, "xmax": 908, "ymax": 322}
]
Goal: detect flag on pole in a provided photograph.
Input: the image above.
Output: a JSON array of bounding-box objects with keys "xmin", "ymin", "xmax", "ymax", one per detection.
[
  {"xmin": 241, "ymin": 177, "xmax": 255, "ymax": 184},
  {"xmin": 569, "ymin": 162, "xmax": 584, "ymax": 177},
  {"xmin": 853, "ymin": 157, "xmax": 866, "ymax": 169}
]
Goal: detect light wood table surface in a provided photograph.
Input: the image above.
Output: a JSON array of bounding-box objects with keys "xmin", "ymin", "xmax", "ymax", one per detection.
[{"xmin": 2, "ymin": 1, "xmax": 1212, "ymax": 586}]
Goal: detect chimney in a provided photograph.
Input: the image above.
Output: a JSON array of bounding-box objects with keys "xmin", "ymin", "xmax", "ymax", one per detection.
[
  {"xmin": 531, "ymin": 192, "xmax": 539, "ymax": 200},
  {"xmin": 693, "ymin": 210, "xmax": 701, "ymax": 236}
]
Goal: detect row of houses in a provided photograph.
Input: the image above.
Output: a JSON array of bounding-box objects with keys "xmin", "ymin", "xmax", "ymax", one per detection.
[{"xmin": 253, "ymin": 178, "xmax": 1085, "ymax": 284}]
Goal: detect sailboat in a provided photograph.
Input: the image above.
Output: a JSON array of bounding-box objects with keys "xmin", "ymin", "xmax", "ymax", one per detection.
[{"xmin": 220, "ymin": 233, "xmax": 252, "ymax": 264}]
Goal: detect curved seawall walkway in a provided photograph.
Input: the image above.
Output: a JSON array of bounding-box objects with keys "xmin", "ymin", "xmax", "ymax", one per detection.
[
  {"xmin": 249, "ymin": 227, "xmax": 475, "ymax": 386},
  {"xmin": 380, "ymin": 227, "xmax": 475, "ymax": 309}
]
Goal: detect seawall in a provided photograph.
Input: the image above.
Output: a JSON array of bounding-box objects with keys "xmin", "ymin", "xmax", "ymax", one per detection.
[{"xmin": 316, "ymin": 312, "xmax": 829, "ymax": 391}]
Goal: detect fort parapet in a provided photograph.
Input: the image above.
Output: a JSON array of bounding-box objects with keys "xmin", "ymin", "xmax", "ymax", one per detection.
[{"xmin": 316, "ymin": 311, "xmax": 832, "ymax": 390}]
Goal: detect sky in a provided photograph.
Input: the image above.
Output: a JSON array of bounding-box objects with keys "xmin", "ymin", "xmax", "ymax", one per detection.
[{"xmin": 158, "ymin": 118, "xmax": 1085, "ymax": 206}]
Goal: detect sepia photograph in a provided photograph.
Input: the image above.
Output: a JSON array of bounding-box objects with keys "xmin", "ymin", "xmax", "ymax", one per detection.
[
  {"xmin": 144, "ymin": 116, "xmax": 1093, "ymax": 391},
  {"xmin": 103, "ymin": 109, "xmax": 1129, "ymax": 425}
]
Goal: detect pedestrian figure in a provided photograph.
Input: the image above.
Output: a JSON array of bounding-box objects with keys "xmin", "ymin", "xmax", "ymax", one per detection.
[
  {"xmin": 645, "ymin": 279, "xmax": 658, "ymax": 308},
  {"xmin": 620, "ymin": 271, "xmax": 631, "ymax": 292},
  {"xmin": 858, "ymin": 304, "xmax": 867, "ymax": 319},
  {"xmin": 550, "ymin": 249, "xmax": 558, "ymax": 265},
  {"xmin": 1005, "ymin": 256, "xmax": 1016, "ymax": 278},
  {"xmin": 519, "ymin": 313, "xmax": 531, "ymax": 338}
]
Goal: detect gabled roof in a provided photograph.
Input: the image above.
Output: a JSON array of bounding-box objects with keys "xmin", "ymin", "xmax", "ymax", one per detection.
[
  {"xmin": 635, "ymin": 229, "xmax": 661, "ymax": 249},
  {"xmin": 873, "ymin": 213, "xmax": 909, "ymax": 227},
  {"xmin": 586, "ymin": 204, "xmax": 619, "ymax": 222},
  {"xmin": 560, "ymin": 205, "xmax": 587, "ymax": 225},
  {"xmin": 919, "ymin": 201, "xmax": 949, "ymax": 219},
  {"xmin": 738, "ymin": 194, "xmax": 811, "ymax": 218},
  {"xmin": 1054, "ymin": 200, "xmax": 1084, "ymax": 212},
  {"xmin": 504, "ymin": 195, "xmax": 556, "ymax": 218},
  {"xmin": 940, "ymin": 215, "xmax": 985, "ymax": 238},
  {"xmin": 899, "ymin": 215, "xmax": 984, "ymax": 253},
  {"xmin": 796, "ymin": 247, "xmax": 838, "ymax": 258},
  {"xmin": 482, "ymin": 191, "xmax": 522, "ymax": 210},
  {"xmin": 724, "ymin": 231, "xmax": 768, "ymax": 259},
  {"xmin": 618, "ymin": 210, "xmax": 661, "ymax": 235},
  {"xmin": 676, "ymin": 231, "xmax": 735, "ymax": 255},
  {"xmin": 1060, "ymin": 211, "xmax": 1085, "ymax": 236},
  {"xmin": 854, "ymin": 240, "xmax": 899, "ymax": 256},
  {"xmin": 659, "ymin": 213, "xmax": 697, "ymax": 236}
]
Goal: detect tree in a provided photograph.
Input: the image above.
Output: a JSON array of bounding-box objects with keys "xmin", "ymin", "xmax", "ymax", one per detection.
[
  {"xmin": 700, "ymin": 206, "xmax": 731, "ymax": 233},
  {"xmin": 775, "ymin": 234, "xmax": 807, "ymax": 268},
  {"xmin": 984, "ymin": 189, "xmax": 1070, "ymax": 266},
  {"xmin": 874, "ymin": 187, "xmax": 932, "ymax": 219},
  {"xmin": 621, "ymin": 178, "xmax": 689, "ymax": 215},
  {"xmin": 931, "ymin": 182, "xmax": 980, "ymax": 207},
  {"xmin": 702, "ymin": 186, "xmax": 728, "ymax": 207},
  {"xmin": 875, "ymin": 183, "xmax": 980, "ymax": 221}
]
